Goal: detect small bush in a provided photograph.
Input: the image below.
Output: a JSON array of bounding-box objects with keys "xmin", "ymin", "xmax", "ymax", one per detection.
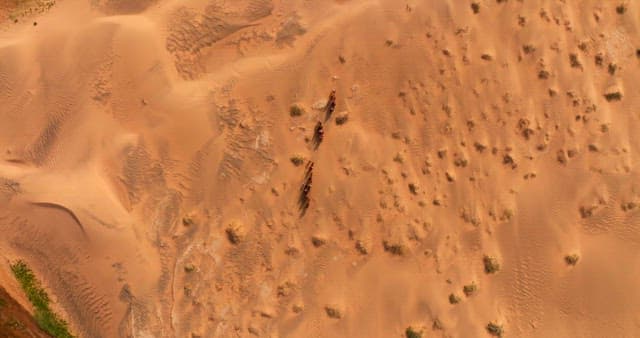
[
  {"xmin": 470, "ymin": 2, "xmax": 479, "ymax": 14},
  {"xmin": 383, "ymin": 241, "xmax": 406, "ymax": 256},
  {"xmin": 481, "ymin": 54, "xmax": 493, "ymax": 61},
  {"xmin": 538, "ymin": 70, "xmax": 550, "ymax": 79},
  {"xmin": 225, "ymin": 222, "xmax": 245, "ymax": 244},
  {"xmin": 10, "ymin": 260, "xmax": 75, "ymax": 338},
  {"xmin": 522, "ymin": 44, "xmax": 536, "ymax": 54},
  {"xmin": 616, "ymin": 4, "xmax": 627, "ymax": 14},
  {"xmin": 335, "ymin": 112, "xmax": 349, "ymax": 125},
  {"xmin": 405, "ymin": 326, "xmax": 423, "ymax": 338},
  {"xmin": 290, "ymin": 155, "xmax": 305, "ymax": 166},
  {"xmin": 324, "ymin": 306, "xmax": 342, "ymax": 319},
  {"xmin": 486, "ymin": 322, "xmax": 503, "ymax": 337},
  {"xmin": 355, "ymin": 240, "xmax": 368, "ymax": 255},
  {"xmin": 448, "ymin": 293, "xmax": 461, "ymax": 304},
  {"xmin": 463, "ymin": 282, "xmax": 477, "ymax": 296},
  {"xmin": 483, "ymin": 255, "xmax": 500, "ymax": 274},
  {"xmin": 393, "ymin": 153, "xmax": 404, "ymax": 163},
  {"xmin": 184, "ymin": 264, "xmax": 196, "ymax": 273},
  {"xmin": 565, "ymin": 253, "xmax": 579, "ymax": 266},
  {"xmin": 289, "ymin": 104, "xmax": 304, "ymax": 117},
  {"xmin": 569, "ymin": 53, "xmax": 581, "ymax": 68},
  {"xmin": 604, "ymin": 92, "xmax": 622, "ymax": 101}
]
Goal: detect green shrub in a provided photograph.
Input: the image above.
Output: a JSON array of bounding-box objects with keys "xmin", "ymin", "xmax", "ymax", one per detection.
[{"xmin": 10, "ymin": 260, "xmax": 75, "ymax": 338}]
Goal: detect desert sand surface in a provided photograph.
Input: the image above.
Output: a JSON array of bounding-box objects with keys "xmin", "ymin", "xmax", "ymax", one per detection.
[{"xmin": 0, "ymin": 0, "xmax": 640, "ymax": 337}]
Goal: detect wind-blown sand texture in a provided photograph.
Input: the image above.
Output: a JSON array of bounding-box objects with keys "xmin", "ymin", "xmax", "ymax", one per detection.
[{"xmin": 1, "ymin": 0, "xmax": 640, "ymax": 337}]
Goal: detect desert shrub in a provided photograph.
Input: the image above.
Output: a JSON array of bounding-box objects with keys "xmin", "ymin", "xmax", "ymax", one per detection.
[
  {"xmin": 184, "ymin": 264, "xmax": 196, "ymax": 273},
  {"xmin": 486, "ymin": 322, "xmax": 503, "ymax": 337},
  {"xmin": 565, "ymin": 254, "xmax": 579, "ymax": 266},
  {"xmin": 463, "ymin": 282, "xmax": 477, "ymax": 296},
  {"xmin": 405, "ymin": 326, "xmax": 423, "ymax": 338},
  {"xmin": 289, "ymin": 104, "xmax": 304, "ymax": 117},
  {"xmin": 483, "ymin": 255, "xmax": 500, "ymax": 274},
  {"xmin": 10, "ymin": 260, "xmax": 75, "ymax": 338},
  {"xmin": 604, "ymin": 92, "xmax": 622, "ymax": 101},
  {"xmin": 290, "ymin": 155, "xmax": 305, "ymax": 166}
]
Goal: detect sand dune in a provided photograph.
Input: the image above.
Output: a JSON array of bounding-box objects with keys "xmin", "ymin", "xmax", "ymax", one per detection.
[{"xmin": 1, "ymin": 0, "xmax": 640, "ymax": 337}]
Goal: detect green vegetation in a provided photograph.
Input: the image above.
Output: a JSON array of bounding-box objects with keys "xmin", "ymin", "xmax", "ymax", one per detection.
[
  {"xmin": 486, "ymin": 322, "xmax": 503, "ymax": 337},
  {"xmin": 483, "ymin": 255, "xmax": 500, "ymax": 274},
  {"xmin": 10, "ymin": 260, "xmax": 75, "ymax": 338},
  {"xmin": 448, "ymin": 293, "xmax": 461, "ymax": 304},
  {"xmin": 405, "ymin": 326, "xmax": 423, "ymax": 338}
]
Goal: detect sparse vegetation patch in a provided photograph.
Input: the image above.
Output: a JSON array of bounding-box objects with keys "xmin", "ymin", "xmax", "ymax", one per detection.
[
  {"xmin": 289, "ymin": 104, "xmax": 305, "ymax": 117},
  {"xmin": 483, "ymin": 255, "xmax": 500, "ymax": 274},
  {"xmin": 405, "ymin": 326, "xmax": 423, "ymax": 338},
  {"xmin": 383, "ymin": 241, "xmax": 406, "ymax": 256},
  {"xmin": 463, "ymin": 282, "xmax": 477, "ymax": 296},
  {"xmin": 486, "ymin": 322, "xmax": 503, "ymax": 337},
  {"xmin": 448, "ymin": 293, "xmax": 461, "ymax": 304},
  {"xmin": 290, "ymin": 155, "xmax": 305, "ymax": 166},
  {"xmin": 10, "ymin": 260, "xmax": 75, "ymax": 338},
  {"xmin": 604, "ymin": 91, "xmax": 622, "ymax": 101},
  {"xmin": 565, "ymin": 253, "xmax": 579, "ymax": 266},
  {"xmin": 184, "ymin": 264, "xmax": 196, "ymax": 273}
]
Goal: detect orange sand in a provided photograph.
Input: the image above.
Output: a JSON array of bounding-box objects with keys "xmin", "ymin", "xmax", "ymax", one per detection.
[{"xmin": 1, "ymin": 0, "xmax": 640, "ymax": 337}]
